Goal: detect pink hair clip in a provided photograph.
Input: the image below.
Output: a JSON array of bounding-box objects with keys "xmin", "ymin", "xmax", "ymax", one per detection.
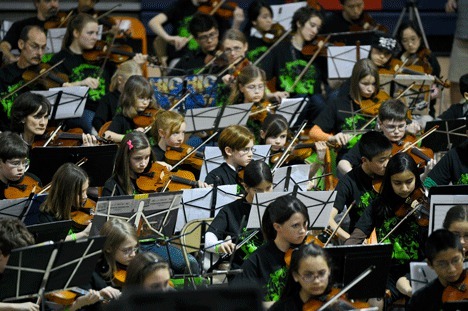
[{"xmin": 127, "ymin": 140, "xmax": 134, "ymax": 150}]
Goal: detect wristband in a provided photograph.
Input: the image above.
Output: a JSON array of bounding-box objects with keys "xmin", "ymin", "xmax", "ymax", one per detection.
[
  {"xmin": 70, "ymin": 232, "xmax": 77, "ymax": 241},
  {"xmin": 214, "ymin": 244, "xmax": 219, "ymax": 253}
]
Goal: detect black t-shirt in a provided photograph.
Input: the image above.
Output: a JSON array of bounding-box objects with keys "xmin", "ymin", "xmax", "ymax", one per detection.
[
  {"xmin": 230, "ymin": 240, "xmax": 287, "ymax": 302},
  {"xmin": 321, "ymin": 12, "xmax": 373, "ymax": 45},
  {"xmin": 171, "ymin": 48, "xmax": 223, "ymax": 76},
  {"xmin": 438, "ymin": 103, "xmax": 468, "ymax": 120},
  {"xmin": 334, "ymin": 165, "xmax": 378, "ymax": 233},
  {"xmin": 92, "ymin": 90, "xmax": 120, "ymax": 131},
  {"xmin": 340, "ymin": 141, "xmax": 362, "ymax": 168},
  {"xmin": 270, "ymin": 291, "xmax": 303, "ymax": 311},
  {"xmin": 2, "ymin": 17, "xmax": 44, "ymax": 50},
  {"xmin": 107, "ymin": 112, "xmax": 135, "ymax": 135},
  {"xmin": 102, "ymin": 176, "xmax": 130, "ymax": 197},
  {"xmin": 246, "ymin": 35, "xmax": 269, "ymax": 63},
  {"xmin": 424, "ymin": 139, "xmax": 468, "ymax": 188},
  {"xmin": 261, "ymin": 40, "xmax": 325, "ymax": 96},
  {"xmin": 205, "ymin": 162, "xmax": 238, "ymax": 186},
  {"xmin": 50, "ymin": 49, "xmax": 112, "ymax": 111},
  {"xmin": 407, "ymin": 278, "xmax": 445, "ymax": 311},
  {"xmin": 152, "ymin": 144, "xmax": 166, "ymax": 162}
]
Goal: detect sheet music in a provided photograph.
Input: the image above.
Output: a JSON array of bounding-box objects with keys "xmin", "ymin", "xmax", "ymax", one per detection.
[
  {"xmin": 31, "ymin": 87, "xmax": 89, "ymax": 119},
  {"xmin": 410, "ymin": 262, "xmax": 437, "ymax": 293},
  {"xmin": 0, "ymin": 198, "xmax": 30, "ymax": 219},
  {"xmin": 184, "ymin": 106, "xmax": 219, "ymax": 132},
  {"xmin": 429, "ymin": 194, "xmax": 468, "ymax": 234},
  {"xmin": 271, "ymin": 2, "xmax": 306, "ymax": 31},
  {"xmin": 247, "ymin": 190, "xmax": 336, "ymax": 229},
  {"xmin": 176, "ymin": 185, "xmax": 238, "ymax": 231},
  {"xmin": 273, "ymin": 164, "xmax": 310, "ymax": 192},
  {"xmin": 327, "ymin": 45, "xmax": 371, "ymax": 79},
  {"xmin": 276, "ymin": 97, "xmax": 308, "ymax": 126},
  {"xmin": 217, "ymin": 103, "xmax": 254, "ymax": 128},
  {"xmin": 199, "ymin": 145, "xmax": 271, "ymax": 182}
]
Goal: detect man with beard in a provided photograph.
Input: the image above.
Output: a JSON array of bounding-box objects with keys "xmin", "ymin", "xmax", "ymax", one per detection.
[
  {"xmin": 0, "ymin": 0, "xmax": 59, "ymax": 64},
  {"xmin": 0, "ymin": 26, "xmax": 47, "ymax": 131}
]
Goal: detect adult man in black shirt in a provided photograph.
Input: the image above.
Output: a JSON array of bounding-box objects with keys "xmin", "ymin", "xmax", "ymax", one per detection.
[
  {"xmin": 0, "ymin": 0, "xmax": 59, "ymax": 64},
  {"xmin": 0, "ymin": 26, "xmax": 47, "ymax": 131}
]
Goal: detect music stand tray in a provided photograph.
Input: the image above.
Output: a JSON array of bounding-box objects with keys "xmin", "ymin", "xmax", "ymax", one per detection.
[
  {"xmin": 422, "ymin": 119, "xmax": 467, "ymax": 152},
  {"xmin": 27, "ymin": 220, "xmax": 72, "ymax": 244},
  {"xmin": 325, "ymin": 243, "xmax": 393, "ymax": 299}
]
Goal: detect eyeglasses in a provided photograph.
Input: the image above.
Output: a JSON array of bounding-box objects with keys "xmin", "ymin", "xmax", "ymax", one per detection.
[
  {"xmin": 224, "ymin": 46, "xmax": 243, "ymax": 54},
  {"xmin": 6, "ymin": 159, "xmax": 30, "ymax": 170},
  {"xmin": 381, "ymin": 123, "xmax": 407, "ymax": 132},
  {"xmin": 245, "ymin": 84, "xmax": 265, "ymax": 91},
  {"xmin": 297, "ymin": 270, "xmax": 329, "ymax": 283},
  {"xmin": 198, "ymin": 31, "xmax": 218, "ymax": 42},
  {"xmin": 239, "ymin": 147, "xmax": 256, "ymax": 154},
  {"xmin": 120, "ymin": 246, "xmax": 139, "ymax": 256},
  {"xmin": 433, "ymin": 256, "xmax": 463, "ymax": 270},
  {"xmin": 26, "ymin": 41, "xmax": 46, "ymax": 52}
]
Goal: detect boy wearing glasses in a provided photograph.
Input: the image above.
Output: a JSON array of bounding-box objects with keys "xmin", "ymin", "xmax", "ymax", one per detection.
[
  {"xmin": 407, "ymin": 229, "xmax": 466, "ymax": 310},
  {"xmin": 205, "ymin": 125, "xmax": 254, "ymax": 186},
  {"xmin": 0, "ymin": 131, "xmax": 41, "ymax": 200},
  {"xmin": 338, "ymin": 99, "xmax": 424, "ymax": 175}
]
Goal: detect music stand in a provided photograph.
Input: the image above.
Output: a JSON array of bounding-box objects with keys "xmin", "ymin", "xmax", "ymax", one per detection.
[
  {"xmin": 176, "ymin": 185, "xmax": 238, "ymax": 232},
  {"xmin": 422, "ymin": 119, "xmax": 467, "ymax": 152},
  {"xmin": 199, "ymin": 145, "xmax": 271, "ymax": 182},
  {"xmin": 45, "ymin": 28, "xmax": 66, "ymax": 55},
  {"xmin": 271, "ymin": 2, "xmax": 308, "ymax": 31},
  {"xmin": 428, "ymin": 185, "xmax": 468, "ymax": 234},
  {"xmin": 325, "ymin": 243, "xmax": 393, "ymax": 299},
  {"xmin": 273, "ymin": 164, "xmax": 310, "ymax": 192},
  {"xmin": 31, "ymin": 86, "xmax": 89, "ymax": 121},
  {"xmin": 29, "ymin": 144, "xmax": 118, "ymax": 186},
  {"xmin": 0, "ymin": 237, "xmax": 105, "ymax": 302},
  {"xmin": 27, "ymin": 220, "xmax": 72, "ymax": 243},
  {"xmin": 0, "ymin": 193, "xmax": 47, "ymax": 226},
  {"xmin": 109, "ymin": 285, "xmax": 263, "ymax": 311},
  {"xmin": 94, "ymin": 191, "xmax": 183, "ymax": 238},
  {"xmin": 409, "ymin": 261, "xmax": 437, "ymax": 294},
  {"xmin": 276, "ymin": 97, "xmax": 309, "ymax": 127},
  {"xmin": 247, "ymin": 191, "xmax": 336, "ymax": 230},
  {"xmin": 327, "ymin": 45, "xmax": 371, "ymax": 79}
]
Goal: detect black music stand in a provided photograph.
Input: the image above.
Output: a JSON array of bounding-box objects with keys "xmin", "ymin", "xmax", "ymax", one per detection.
[
  {"xmin": 29, "ymin": 144, "xmax": 118, "ymax": 186},
  {"xmin": 276, "ymin": 97, "xmax": 309, "ymax": 127},
  {"xmin": 107, "ymin": 285, "xmax": 263, "ymax": 311},
  {"xmin": 27, "ymin": 220, "xmax": 72, "ymax": 243},
  {"xmin": 247, "ymin": 190, "xmax": 336, "ymax": 230},
  {"xmin": 0, "ymin": 237, "xmax": 105, "ymax": 303},
  {"xmin": 31, "ymin": 86, "xmax": 88, "ymax": 121},
  {"xmin": 422, "ymin": 119, "xmax": 467, "ymax": 152},
  {"xmin": 273, "ymin": 164, "xmax": 310, "ymax": 192},
  {"xmin": 0, "ymin": 193, "xmax": 47, "ymax": 226},
  {"xmin": 325, "ymin": 243, "xmax": 393, "ymax": 299}
]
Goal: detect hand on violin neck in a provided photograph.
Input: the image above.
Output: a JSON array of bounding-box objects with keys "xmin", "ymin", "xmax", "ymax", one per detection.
[
  {"xmin": 405, "ymin": 121, "xmax": 422, "ymax": 136},
  {"xmin": 132, "ymin": 53, "xmax": 148, "ymax": 65},
  {"xmin": 169, "ymin": 36, "xmax": 189, "ymax": 51},
  {"xmin": 156, "ymin": 161, "xmax": 173, "ymax": 171},
  {"xmin": 217, "ymin": 238, "xmax": 236, "ymax": 254},
  {"xmin": 328, "ymin": 133, "xmax": 351, "ymax": 147},
  {"xmin": 232, "ymin": 7, "xmax": 245, "ymax": 30},
  {"xmin": 222, "ymin": 73, "xmax": 234, "ymax": 85},
  {"xmin": 82, "ymin": 133, "xmax": 98, "ymax": 146}
]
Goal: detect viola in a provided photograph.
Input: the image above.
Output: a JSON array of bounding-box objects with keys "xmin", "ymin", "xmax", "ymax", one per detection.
[
  {"xmin": 136, "ymin": 162, "xmax": 198, "ymax": 193},
  {"xmin": 262, "ymin": 23, "xmax": 286, "ymax": 44},
  {"xmin": 392, "ymin": 135, "xmax": 434, "ymax": 169},
  {"xmin": 82, "ymin": 41, "xmax": 160, "ymax": 65},
  {"xmin": 4, "ymin": 175, "xmax": 42, "ymax": 199},
  {"xmin": 22, "ymin": 63, "xmax": 69, "ymax": 89},
  {"xmin": 302, "ymin": 287, "xmax": 368, "ymax": 311},
  {"xmin": 165, "ymin": 144, "xmax": 204, "ymax": 171},
  {"xmin": 349, "ymin": 12, "xmax": 388, "ymax": 33},
  {"xmin": 71, "ymin": 199, "xmax": 96, "ymax": 230},
  {"xmin": 358, "ymin": 89, "xmax": 390, "ymax": 116},
  {"xmin": 133, "ymin": 108, "xmax": 159, "ymax": 129},
  {"xmin": 442, "ymin": 270, "xmax": 468, "ymax": 303},
  {"xmin": 198, "ymin": 0, "xmax": 237, "ymax": 20},
  {"xmin": 394, "ymin": 187, "xmax": 430, "ymax": 227}
]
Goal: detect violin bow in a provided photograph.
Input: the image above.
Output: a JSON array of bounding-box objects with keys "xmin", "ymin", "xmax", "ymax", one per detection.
[
  {"xmin": 399, "ymin": 125, "xmax": 438, "ymax": 154},
  {"xmin": 1, "ymin": 60, "xmax": 64, "ymax": 102},
  {"xmin": 170, "ymin": 131, "xmax": 219, "ymax": 171},
  {"xmin": 197, "ymin": 50, "xmax": 223, "ymax": 75},
  {"xmin": 58, "ymin": 10, "xmax": 74, "ymax": 28},
  {"xmin": 287, "ymin": 35, "xmax": 330, "ymax": 93},
  {"xmin": 323, "ymin": 201, "xmax": 356, "ymax": 247},
  {"xmin": 216, "ymin": 56, "xmax": 244, "ymax": 79},
  {"xmin": 272, "ymin": 121, "xmax": 307, "ymax": 173},
  {"xmin": 317, "ymin": 266, "xmax": 375, "ymax": 311},
  {"xmin": 253, "ymin": 29, "xmax": 292, "ymax": 66},
  {"xmin": 96, "ymin": 3, "xmax": 122, "ymax": 21}
]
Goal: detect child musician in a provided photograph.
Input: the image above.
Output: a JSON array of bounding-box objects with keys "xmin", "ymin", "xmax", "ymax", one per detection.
[{"xmin": 407, "ymin": 229, "xmax": 467, "ymax": 310}]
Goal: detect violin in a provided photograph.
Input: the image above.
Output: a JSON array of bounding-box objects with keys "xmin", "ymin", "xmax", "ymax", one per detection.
[
  {"xmin": 302, "ymin": 287, "xmax": 368, "ymax": 311},
  {"xmin": 284, "ymin": 234, "xmax": 324, "ymax": 267},
  {"xmin": 349, "ymin": 12, "xmax": 388, "ymax": 33},
  {"xmin": 358, "ymin": 89, "xmax": 390, "ymax": 116},
  {"xmin": 113, "ymin": 269, "xmax": 126, "ymax": 287},
  {"xmin": 232, "ymin": 58, "xmax": 251, "ymax": 78},
  {"xmin": 198, "ymin": 0, "xmax": 237, "ymax": 20},
  {"xmin": 394, "ymin": 187, "xmax": 429, "ymax": 227},
  {"xmin": 33, "ymin": 127, "xmax": 110, "ymax": 147},
  {"xmin": 82, "ymin": 41, "xmax": 160, "ymax": 65},
  {"xmin": 22, "ymin": 63, "xmax": 69, "ymax": 89},
  {"xmin": 249, "ymin": 101, "xmax": 273, "ymax": 123},
  {"xmin": 270, "ymin": 142, "xmax": 315, "ymax": 166},
  {"xmin": 392, "ymin": 135, "xmax": 434, "ymax": 169},
  {"xmin": 165, "ymin": 144, "xmax": 204, "ymax": 171},
  {"xmin": 262, "ymin": 23, "xmax": 286, "ymax": 44},
  {"xmin": 136, "ymin": 162, "xmax": 198, "ymax": 193},
  {"xmin": 4, "ymin": 175, "xmax": 42, "ymax": 199},
  {"xmin": 133, "ymin": 108, "xmax": 159, "ymax": 129},
  {"xmin": 46, "ymin": 287, "xmax": 105, "ymax": 306},
  {"xmin": 442, "ymin": 270, "xmax": 468, "ymax": 303},
  {"xmin": 71, "ymin": 198, "xmax": 96, "ymax": 230},
  {"xmin": 301, "ymin": 36, "xmax": 344, "ymax": 57},
  {"xmin": 44, "ymin": 11, "xmax": 71, "ymax": 30}
]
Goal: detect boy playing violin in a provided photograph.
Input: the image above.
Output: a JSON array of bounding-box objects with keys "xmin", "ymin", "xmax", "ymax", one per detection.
[
  {"xmin": 407, "ymin": 229, "xmax": 467, "ymax": 311},
  {"xmin": 0, "ymin": 132, "xmax": 41, "ymax": 200},
  {"xmin": 329, "ymin": 131, "xmax": 392, "ymax": 241}
]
